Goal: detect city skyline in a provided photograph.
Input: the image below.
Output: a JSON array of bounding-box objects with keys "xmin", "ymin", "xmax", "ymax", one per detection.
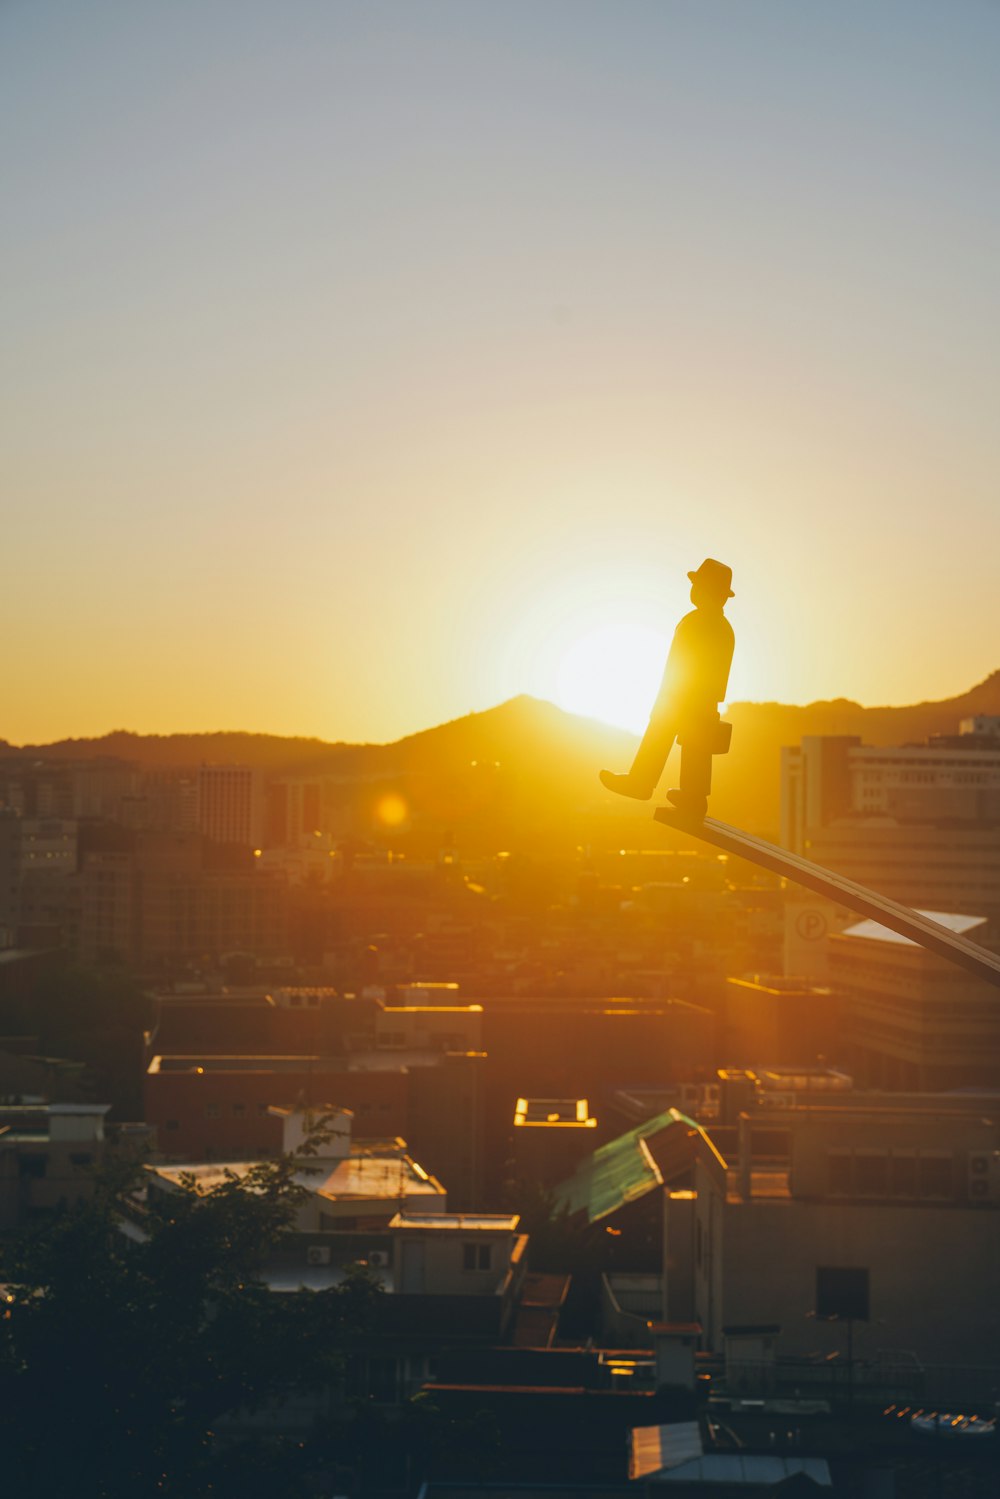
[{"xmin": 5, "ymin": 1, "xmax": 1000, "ymax": 744}]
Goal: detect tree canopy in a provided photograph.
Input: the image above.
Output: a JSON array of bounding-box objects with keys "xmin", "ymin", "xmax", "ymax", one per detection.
[{"xmin": 0, "ymin": 1149, "xmax": 379, "ymax": 1498}]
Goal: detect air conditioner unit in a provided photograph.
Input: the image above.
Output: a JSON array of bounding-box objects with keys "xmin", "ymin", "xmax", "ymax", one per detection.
[
  {"xmin": 967, "ymin": 1151, "xmax": 1000, "ymax": 1204},
  {"xmin": 366, "ymin": 1250, "xmax": 389, "ymax": 1269},
  {"xmin": 307, "ymin": 1245, "xmax": 332, "ymax": 1266}
]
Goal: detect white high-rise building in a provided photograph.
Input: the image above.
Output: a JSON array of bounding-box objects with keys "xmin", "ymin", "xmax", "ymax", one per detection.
[{"xmin": 780, "ymin": 728, "xmax": 1000, "ymax": 978}]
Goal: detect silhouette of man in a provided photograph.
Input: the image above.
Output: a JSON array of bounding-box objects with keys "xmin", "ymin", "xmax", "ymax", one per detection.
[{"xmin": 599, "ymin": 558, "xmax": 735, "ymax": 819}]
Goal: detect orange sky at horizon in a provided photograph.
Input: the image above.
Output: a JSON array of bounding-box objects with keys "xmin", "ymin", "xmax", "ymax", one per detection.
[{"xmin": 4, "ymin": 3, "xmax": 1000, "ymax": 748}]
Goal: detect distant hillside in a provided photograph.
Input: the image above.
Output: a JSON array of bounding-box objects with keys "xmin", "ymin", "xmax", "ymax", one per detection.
[
  {"xmin": 6, "ymin": 673, "xmax": 999, "ymax": 843},
  {"xmin": 5, "ymin": 697, "xmax": 635, "ymax": 782},
  {"xmin": 4, "ymin": 699, "xmax": 639, "ymax": 852},
  {"xmin": 3, "ymin": 728, "xmax": 365, "ymax": 773}
]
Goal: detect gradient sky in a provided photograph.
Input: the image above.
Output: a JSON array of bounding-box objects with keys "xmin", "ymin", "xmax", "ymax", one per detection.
[{"xmin": 4, "ymin": 1, "xmax": 999, "ymax": 743}]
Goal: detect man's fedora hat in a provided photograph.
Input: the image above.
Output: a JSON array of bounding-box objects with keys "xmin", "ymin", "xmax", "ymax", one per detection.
[{"xmin": 688, "ymin": 558, "xmax": 735, "ymax": 598}]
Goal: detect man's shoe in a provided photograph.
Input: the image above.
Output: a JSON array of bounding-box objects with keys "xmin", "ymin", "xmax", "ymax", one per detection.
[
  {"xmin": 665, "ymin": 788, "xmax": 708, "ymax": 820},
  {"xmin": 599, "ymin": 769, "xmax": 653, "ymax": 801}
]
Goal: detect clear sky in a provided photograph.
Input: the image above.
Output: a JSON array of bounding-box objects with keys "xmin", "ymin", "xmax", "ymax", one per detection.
[{"xmin": 4, "ymin": 1, "xmax": 999, "ymax": 743}]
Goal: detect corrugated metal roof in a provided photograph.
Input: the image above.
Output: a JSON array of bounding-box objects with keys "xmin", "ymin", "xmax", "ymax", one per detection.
[
  {"xmin": 551, "ymin": 1109, "xmax": 701, "ymax": 1224},
  {"xmin": 629, "ymin": 1422, "xmax": 703, "ymax": 1480},
  {"xmin": 149, "ymin": 1151, "xmax": 444, "ymax": 1203},
  {"xmin": 390, "ymin": 1212, "xmax": 517, "ymax": 1230},
  {"xmin": 654, "ymin": 1453, "xmax": 832, "ymax": 1485}
]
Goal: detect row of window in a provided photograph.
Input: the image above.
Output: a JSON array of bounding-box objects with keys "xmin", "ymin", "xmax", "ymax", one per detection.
[
  {"xmin": 377, "ymin": 1031, "xmax": 469, "ymax": 1049},
  {"xmin": 18, "ymin": 1152, "xmax": 92, "ymax": 1177},
  {"xmin": 827, "ymin": 1150, "xmax": 952, "ymax": 1199}
]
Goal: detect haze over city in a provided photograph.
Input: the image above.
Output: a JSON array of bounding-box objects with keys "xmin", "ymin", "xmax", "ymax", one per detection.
[
  {"xmin": 5, "ymin": 0, "xmax": 1000, "ymax": 745},
  {"xmin": 8, "ymin": 6, "xmax": 1000, "ymax": 1493}
]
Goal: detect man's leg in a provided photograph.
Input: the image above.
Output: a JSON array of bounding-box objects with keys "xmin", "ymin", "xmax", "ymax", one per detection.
[
  {"xmin": 599, "ymin": 712, "xmax": 675, "ymax": 800},
  {"xmin": 667, "ymin": 740, "xmax": 712, "ymax": 819}
]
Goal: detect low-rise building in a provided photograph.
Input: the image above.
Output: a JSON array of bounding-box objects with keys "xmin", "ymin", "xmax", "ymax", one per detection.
[
  {"xmin": 663, "ymin": 1100, "xmax": 1000, "ymax": 1397},
  {"xmin": 552, "ymin": 1109, "xmax": 722, "ymax": 1273},
  {"xmin": 147, "ymin": 1105, "xmax": 447, "ymax": 1230},
  {"xmin": 0, "ymin": 1102, "xmax": 152, "ymax": 1229},
  {"xmin": 375, "ymin": 998, "xmax": 483, "ymax": 1053},
  {"xmin": 723, "ymin": 973, "xmax": 843, "ymax": 1069},
  {"xmin": 144, "ymin": 1045, "xmax": 486, "ymax": 1207},
  {"xmin": 139, "ymin": 1107, "xmax": 528, "ymax": 1406}
]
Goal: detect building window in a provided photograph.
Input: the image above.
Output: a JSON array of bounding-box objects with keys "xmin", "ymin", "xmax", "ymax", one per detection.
[
  {"xmin": 816, "ymin": 1266, "xmax": 870, "ymax": 1322},
  {"xmin": 463, "ymin": 1242, "xmax": 491, "ymax": 1271},
  {"xmin": 890, "ymin": 1154, "xmax": 918, "ymax": 1198},
  {"xmin": 18, "ymin": 1155, "xmax": 47, "ymax": 1179},
  {"xmin": 257, "ymin": 1102, "xmax": 271, "ymax": 1116},
  {"xmin": 232, "ymin": 1103, "xmax": 246, "ymax": 1118},
  {"xmin": 69, "ymin": 1153, "xmax": 92, "ymax": 1168},
  {"xmin": 205, "ymin": 1103, "xmax": 220, "ymax": 1119},
  {"xmin": 919, "ymin": 1155, "xmax": 952, "ymax": 1199},
  {"xmin": 828, "ymin": 1152, "xmax": 852, "ymax": 1195},
  {"xmin": 854, "ymin": 1153, "xmax": 888, "ymax": 1196},
  {"xmin": 318, "ymin": 1211, "xmax": 358, "ymax": 1231}
]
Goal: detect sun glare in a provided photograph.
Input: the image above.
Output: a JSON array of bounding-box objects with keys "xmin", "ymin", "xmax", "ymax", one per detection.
[
  {"xmin": 554, "ymin": 622, "xmax": 664, "ymax": 734},
  {"xmin": 376, "ymin": 793, "xmax": 409, "ymax": 828}
]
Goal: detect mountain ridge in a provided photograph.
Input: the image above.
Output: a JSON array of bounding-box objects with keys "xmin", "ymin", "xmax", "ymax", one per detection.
[
  {"xmin": 4, "ymin": 674, "xmax": 998, "ymax": 837},
  {"xmin": 8, "ymin": 674, "xmax": 1000, "ymax": 762}
]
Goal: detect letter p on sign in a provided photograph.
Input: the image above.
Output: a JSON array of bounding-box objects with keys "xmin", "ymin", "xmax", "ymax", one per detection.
[{"xmin": 795, "ymin": 908, "xmax": 828, "ymax": 942}]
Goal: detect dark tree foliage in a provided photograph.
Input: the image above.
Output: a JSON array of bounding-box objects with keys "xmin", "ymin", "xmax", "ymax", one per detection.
[
  {"xmin": 0, "ymin": 1151, "xmax": 379, "ymax": 1498},
  {"xmin": 308, "ymin": 1394, "xmax": 502, "ymax": 1493}
]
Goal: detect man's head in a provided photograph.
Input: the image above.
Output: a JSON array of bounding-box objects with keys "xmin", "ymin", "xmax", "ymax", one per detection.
[{"xmin": 688, "ymin": 557, "xmax": 734, "ymax": 609}]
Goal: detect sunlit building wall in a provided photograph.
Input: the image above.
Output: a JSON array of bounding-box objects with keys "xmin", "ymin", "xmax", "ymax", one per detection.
[
  {"xmin": 804, "ymin": 821, "xmax": 1000, "ymax": 917},
  {"xmin": 781, "ymin": 734, "xmax": 1000, "ymax": 964},
  {"xmin": 79, "ymin": 832, "xmax": 289, "ymax": 966},
  {"xmin": 69, "ymin": 761, "xmax": 139, "ymax": 819},
  {"xmin": 781, "ymin": 732, "xmax": 1000, "ymax": 856},
  {"xmin": 681, "ymin": 1104, "xmax": 1000, "ymax": 1384},
  {"xmin": 197, "ymin": 764, "xmax": 264, "ymax": 848},
  {"xmin": 263, "ymin": 777, "xmax": 322, "ymax": 847},
  {"xmin": 829, "ymin": 913, "xmax": 1000, "ymax": 1091},
  {"xmin": 722, "ymin": 974, "xmax": 843, "ymax": 1069}
]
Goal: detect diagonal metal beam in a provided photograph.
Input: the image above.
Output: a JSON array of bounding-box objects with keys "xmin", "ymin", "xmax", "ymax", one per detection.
[{"xmin": 654, "ymin": 809, "xmax": 1000, "ymax": 990}]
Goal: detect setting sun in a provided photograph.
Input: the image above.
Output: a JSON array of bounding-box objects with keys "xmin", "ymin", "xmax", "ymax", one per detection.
[{"xmin": 554, "ymin": 621, "xmax": 665, "ymax": 734}]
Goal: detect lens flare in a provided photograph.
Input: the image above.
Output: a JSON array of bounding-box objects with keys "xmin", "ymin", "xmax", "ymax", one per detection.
[{"xmin": 376, "ymin": 793, "xmax": 409, "ymax": 828}]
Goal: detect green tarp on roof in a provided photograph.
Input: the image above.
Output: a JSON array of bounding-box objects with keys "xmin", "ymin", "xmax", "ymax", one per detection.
[{"xmin": 551, "ymin": 1108, "xmax": 701, "ymax": 1225}]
